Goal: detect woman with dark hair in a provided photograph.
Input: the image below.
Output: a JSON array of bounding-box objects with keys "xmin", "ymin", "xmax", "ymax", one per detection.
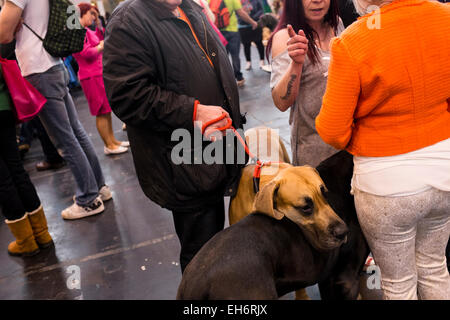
[
  {"xmin": 268, "ymin": 0, "xmax": 344, "ymax": 167},
  {"xmin": 73, "ymin": 3, "xmax": 128, "ymax": 155}
]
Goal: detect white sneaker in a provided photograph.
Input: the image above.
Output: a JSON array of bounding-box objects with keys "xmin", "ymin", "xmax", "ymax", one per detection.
[
  {"xmin": 104, "ymin": 145, "xmax": 128, "ymax": 155},
  {"xmin": 261, "ymin": 65, "xmax": 272, "ymax": 73},
  {"xmin": 99, "ymin": 185, "xmax": 112, "ymax": 202},
  {"xmin": 62, "ymin": 197, "xmax": 104, "ymax": 220},
  {"xmin": 245, "ymin": 61, "xmax": 251, "ymax": 70}
]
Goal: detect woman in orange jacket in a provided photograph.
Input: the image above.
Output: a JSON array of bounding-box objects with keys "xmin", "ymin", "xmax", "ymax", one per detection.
[{"xmin": 316, "ymin": 0, "xmax": 450, "ymax": 299}]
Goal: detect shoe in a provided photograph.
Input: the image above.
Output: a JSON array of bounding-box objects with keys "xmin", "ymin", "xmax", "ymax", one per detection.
[
  {"xmin": 118, "ymin": 141, "xmax": 130, "ymax": 147},
  {"xmin": 245, "ymin": 61, "xmax": 251, "ymax": 70},
  {"xmin": 5, "ymin": 213, "xmax": 40, "ymax": 257},
  {"xmin": 27, "ymin": 205, "xmax": 54, "ymax": 249},
  {"xmin": 61, "ymin": 197, "xmax": 104, "ymax": 220},
  {"xmin": 261, "ymin": 65, "xmax": 272, "ymax": 73},
  {"xmin": 104, "ymin": 145, "xmax": 128, "ymax": 155},
  {"xmin": 236, "ymin": 79, "xmax": 245, "ymax": 87},
  {"xmin": 36, "ymin": 160, "xmax": 65, "ymax": 171},
  {"xmin": 259, "ymin": 60, "xmax": 265, "ymax": 68},
  {"xmin": 99, "ymin": 185, "xmax": 112, "ymax": 202}
]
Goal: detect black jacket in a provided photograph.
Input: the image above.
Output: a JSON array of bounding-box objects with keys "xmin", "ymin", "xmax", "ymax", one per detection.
[{"xmin": 103, "ymin": 0, "xmax": 246, "ymax": 212}]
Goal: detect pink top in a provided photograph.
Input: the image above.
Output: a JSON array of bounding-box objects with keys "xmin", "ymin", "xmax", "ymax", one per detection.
[{"xmin": 72, "ymin": 28, "xmax": 103, "ymax": 80}]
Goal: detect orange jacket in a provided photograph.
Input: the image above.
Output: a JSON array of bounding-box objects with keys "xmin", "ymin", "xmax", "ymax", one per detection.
[{"xmin": 316, "ymin": 0, "xmax": 450, "ymax": 157}]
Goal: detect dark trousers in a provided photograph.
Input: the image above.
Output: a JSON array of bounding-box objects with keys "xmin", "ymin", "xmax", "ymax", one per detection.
[
  {"xmin": 0, "ymin": 111, "xmax": 41, "ymax": 220},
  {"xmin": 172, "ymin": 200, "xmax": 225, "ymax": 272},
  {"xmin": 20, "ymin": 117, "xmax": 64, "ymax": 164},
  {"xmin": 221, "ymin": 31, "xmax": 244, "ymax": 81},
  {"xmin": 239, "ymin": 26, "xmax": 265, "ymax": 62}
]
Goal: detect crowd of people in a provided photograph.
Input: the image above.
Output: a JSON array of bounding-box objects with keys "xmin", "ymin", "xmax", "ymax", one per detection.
[{"xmin": 0, "ymin": 0, "xmax": 449, "ymax": 300}]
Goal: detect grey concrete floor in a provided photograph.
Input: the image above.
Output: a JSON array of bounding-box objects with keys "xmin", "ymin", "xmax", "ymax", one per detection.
[{"xmin": 0, "ymin": 46, "xmax": 381, "ymax": 300}]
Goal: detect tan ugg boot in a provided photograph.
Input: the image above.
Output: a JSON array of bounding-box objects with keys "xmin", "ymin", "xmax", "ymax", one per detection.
[
  {"xmin": 28, "ymin": 205, "xmax": 54, "ymax": 248},
  {"xmin": 5, "ymin": 213, "xmax": 40, "ymax": 257}
]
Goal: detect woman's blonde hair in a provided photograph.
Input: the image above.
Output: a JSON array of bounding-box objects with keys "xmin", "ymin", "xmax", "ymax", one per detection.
[{"xmin": 352, "ymin": 0, "xmax": 393, "ymax": 16}]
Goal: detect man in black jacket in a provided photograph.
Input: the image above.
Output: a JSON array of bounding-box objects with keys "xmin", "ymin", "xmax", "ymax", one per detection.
[{"xmin": 103, "ymin": 0, "xmax": 246, "ymax": 272}]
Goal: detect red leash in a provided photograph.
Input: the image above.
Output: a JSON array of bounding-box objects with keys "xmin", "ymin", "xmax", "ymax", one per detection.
[{"xmin": 200, "ymin": 113, "xmax": 279, "ymax": 193}]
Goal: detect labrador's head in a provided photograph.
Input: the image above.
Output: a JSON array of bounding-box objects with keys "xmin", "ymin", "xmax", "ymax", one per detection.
[{"xmin": 252, "ymin": 166, "xmax": 348, "ymax": 251}]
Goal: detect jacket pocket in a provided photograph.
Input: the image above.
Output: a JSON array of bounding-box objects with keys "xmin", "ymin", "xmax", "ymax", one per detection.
[{"xmin": 166, "ymin": 146, "xmax": 228, "ymax": 200}]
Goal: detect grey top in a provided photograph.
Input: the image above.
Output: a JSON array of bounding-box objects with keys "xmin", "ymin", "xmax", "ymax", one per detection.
[{"xmin": 270, "ymin": 21, "xmax": 345, "ymax": 167}]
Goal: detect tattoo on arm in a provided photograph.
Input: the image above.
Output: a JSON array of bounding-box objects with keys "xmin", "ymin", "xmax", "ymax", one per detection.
[{"xmin": 281, "ymin": 75, "xmax": 297, "ymax": 100}]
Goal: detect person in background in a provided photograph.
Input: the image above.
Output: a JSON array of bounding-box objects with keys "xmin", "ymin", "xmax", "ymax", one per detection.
[
  {"xmin": 91, "ymin": 5, "xmax": 106, "ymax": 39},
  {"xmin": 218, "ymin": 0, "xmax": 259, "ymax": 87},
  {"xmin": 338, "ymin": 0, "xmax": 358, "ymax": 27},
  {"xmin": 73, "ymin": 3, "xmax": 129, "ymax": 155},
  {"xmin": 268, "ymin": 0, "xmax": 344, "ymax": 167},
  {"xmin": 193, "ymin": 0, "xmax": 228, "ymax": 47},
  {"xmin": 0, "ymin": 64, "xmax": 53, "ymax": 257},
  {"xmin": 238, "ymin": 0, "xmax": 269, "ymax": 71},
  {"xmin": 18, "ymin": 117, "xmax": 66, "ymax": 171},
  {"xmin": 103, "ymin": 0, "xmax": 246, "ymax": 272},
  {"xmin": 316, "ymin": 0, "xmax": 450, "ymax": 299},
  {"xmin": 0, "ymin": 0, "xmax": 111, "ymax": 220}
]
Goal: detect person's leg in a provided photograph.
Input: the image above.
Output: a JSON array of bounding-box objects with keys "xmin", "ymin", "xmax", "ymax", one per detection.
[
  {"xmin": 62, "ymin": 79, "xmax": 106, "ymax": 191},
  {"xmin": 0, "ymin": 111, "xmax": 40, "ymax": 256},
  {"xmin": 252, "ymin": 27, "xmax": 266, "ymax": 64},
  {"xmin": 222, "ymin": 31, "xmax": 244, "ymax": 82},
  {"xmin": 415, "ymin": 189, "xmax": 450, "ymax": 299},
  {"xmin": 239, "ymin": 28, "xmax": 252, "ymax": 64},
  {"xmin": 172, "ymin": 200, "xmax": 225, "ymax": 272},
  {"xmin": 32, "ymin": 117, "xmax": 65, "ymax": 166},
  {"xmin": 0, "ymin": 112, "xmax": 32, "ymax": 220},
  {"xmin": 96, "ymin": 113, "xmax": 118, "ymax": 149},
  {"xmin": 354, "ymin": 189, "xmax": 419, "ymax": 300},
  {"xmin": 26, "ymin": 65, "xmax": 99, "ymax": 207}
]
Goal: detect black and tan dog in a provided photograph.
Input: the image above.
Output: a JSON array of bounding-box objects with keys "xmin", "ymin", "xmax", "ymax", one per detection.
[
  {"xmin": 177, "ymin": 125, "xmax": 368, "ymax": 299},
  {"xmin": 177, "ymin": 150, "xmax": 368, "ymax": 300}
]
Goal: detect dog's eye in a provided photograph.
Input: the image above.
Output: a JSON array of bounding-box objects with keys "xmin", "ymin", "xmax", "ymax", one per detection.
[{"xmin": 296, "ymin": 197, "xmax": 314, "ymax": 216}]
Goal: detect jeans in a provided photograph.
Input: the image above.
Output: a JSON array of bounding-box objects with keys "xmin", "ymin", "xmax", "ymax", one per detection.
[
  {"xmin": 221, "ymin": 31, "xmax": 243, "ymax": 81},
  {"xmin": 26, "ymin": 64, "xmax": 104, "ymax": 206},
  {"xmin": 0, "ymin": 111, "xmax": 41, "ymax": 220},
  {"xmin": 355, "ymin": 188, "xmax": 450, "ymax": 300},
  {"xmin": 172, "ymin": 200, "xmax": 225, "ymax": 272},
  {"xmin": 19, "ymin": 117, "xmax": 64, "ymax": 164}
]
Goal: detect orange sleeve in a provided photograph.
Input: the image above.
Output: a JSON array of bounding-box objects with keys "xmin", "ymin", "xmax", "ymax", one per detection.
[{"xmin": 316, "ymin": 37, "xmax": 361, "ymax": 150}]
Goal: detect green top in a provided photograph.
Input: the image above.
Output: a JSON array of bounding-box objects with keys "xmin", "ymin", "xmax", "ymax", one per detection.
[
  {"xmin": 209, "ymin": 0, "xmax": 242, "ymax": 32},
  {"xmin": 0, "ymin": 65, "xmax": 12, "ymax": 112}
]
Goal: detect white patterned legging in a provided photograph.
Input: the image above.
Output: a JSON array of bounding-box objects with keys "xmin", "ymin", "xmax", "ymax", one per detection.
[{"xmin": 354, "ymin": 188, "xmax": 450, "ymax": 300}]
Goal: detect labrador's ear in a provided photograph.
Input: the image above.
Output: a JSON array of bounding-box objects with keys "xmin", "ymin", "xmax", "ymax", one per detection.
[{"xmin": 252, "ymin": 179, "xmax": 284, "ymax": 220}]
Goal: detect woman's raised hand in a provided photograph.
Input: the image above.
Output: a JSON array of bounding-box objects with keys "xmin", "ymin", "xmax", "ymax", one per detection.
[{"xmin": 286, "ymin": 24, "xmax": 308, "ymax": 66}]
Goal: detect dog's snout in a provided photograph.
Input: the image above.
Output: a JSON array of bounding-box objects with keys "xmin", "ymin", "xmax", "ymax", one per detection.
[{"xmin": 329, "ymin": 222, "xmax": 349, "ymax": 241}]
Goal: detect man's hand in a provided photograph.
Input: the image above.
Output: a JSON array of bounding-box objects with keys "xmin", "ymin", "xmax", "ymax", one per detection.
[
  {"xmin": 195, "ymin": 104, "xmax": 232, "ymax": 141},
  {"xmin": 286, "ymin": 24, "xmax": 308, "ymax": 66}
]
